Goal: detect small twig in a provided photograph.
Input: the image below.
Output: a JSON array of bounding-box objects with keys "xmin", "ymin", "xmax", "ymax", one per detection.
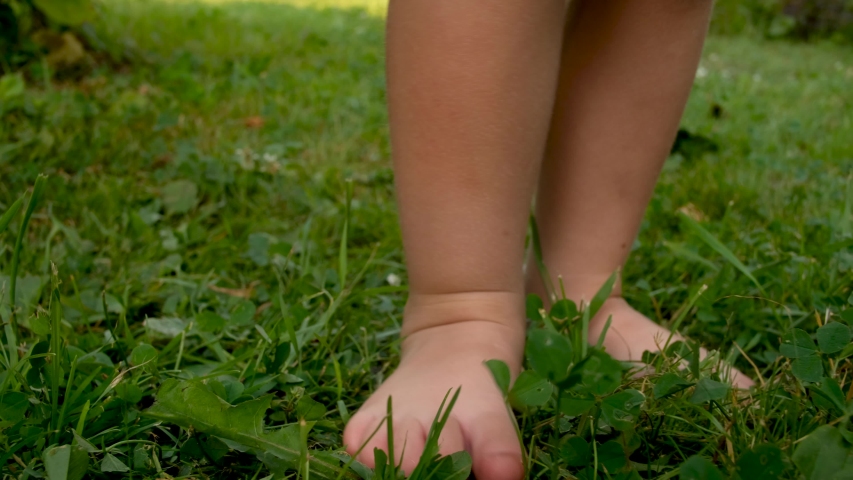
[{"xmin": 734, "ymin": 342, "xmax": 766, "ymax": 388}]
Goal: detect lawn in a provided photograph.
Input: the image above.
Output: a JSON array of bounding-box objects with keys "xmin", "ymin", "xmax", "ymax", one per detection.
[{"xmin": 1, "ymin": 0, "xmax": 853, "ymax": 478}]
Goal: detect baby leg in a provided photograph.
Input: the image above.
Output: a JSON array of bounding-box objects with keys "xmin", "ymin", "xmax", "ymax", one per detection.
[
  {"xmin": 528, "ymin": 0, "xmax": 753, "ymax": 387},
  {"xmin": 344, "ymin": 0, "xmax": 567, "ymax": 478}
]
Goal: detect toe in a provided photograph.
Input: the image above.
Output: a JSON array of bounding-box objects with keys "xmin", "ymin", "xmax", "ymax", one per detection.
[
  {"xmin": 351, "ymin": 415, "xmax": 427, "ymax": 474},
  {"xmin": 475, "ymin": 452, "xmax": 525, "ymax": 480},
  {"xmin": 437, "ymin": 416, "xmax": 466, "ymax": 457},
  {"xmin": 343, "ymin": 413, "xmax": 373, "ymax": 456},
  {"xmin": 392, "ymin": 417, "xmax": 427, "ymax": 475},
  {"xmin": 713, "ymin": 357, "xmax": 755, "ymax": 389},
  {"xmin": 467, "ymin": 411, "xmax": 524, "ymax": 480},
  {"xmin": 344, "ymin": 413, "xmax": 386, "ymax": 468},
  {"xmin": 729, "ymin": 368, "xmax": 756, "ymax": 389}
]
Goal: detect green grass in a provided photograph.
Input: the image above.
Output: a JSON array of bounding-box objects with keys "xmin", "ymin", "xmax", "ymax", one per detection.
[{"xmin": 1, "ymin": 0, "xmax": 853, "ymax": 478}]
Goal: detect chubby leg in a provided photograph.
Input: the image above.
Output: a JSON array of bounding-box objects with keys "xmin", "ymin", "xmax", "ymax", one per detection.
[
  {"xmin": 528, "ymin": 0, "xmax": 753, "ymax": 387},
  {"xmin": 343, "ymin": 0, "xmax": 567, "ymax": 478}
]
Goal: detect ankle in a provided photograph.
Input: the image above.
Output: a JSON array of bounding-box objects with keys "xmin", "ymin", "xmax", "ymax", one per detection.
[
  {"xmin": 400, "ymin": 290, "xmax": 526, "ymax": 356},
  {"xmin": 402, "ymin": 291, "xmax": 525, "ymax": 334},
  {"xmin": 400, "ymin": 320, "xmax": 525, "ymax": 371},
  {"xmin": 527, "ymin": 271, "xmax": 623, "ymax": 308}
]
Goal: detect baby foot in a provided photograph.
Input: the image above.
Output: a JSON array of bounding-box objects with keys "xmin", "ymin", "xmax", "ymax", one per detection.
[
  {"xmin": 344, "ymin": 320, "xmax": 525, "ymax": 479},
  {"xmin": 589, "ymin": 297, "xmax": 754, "ymax": 388}
]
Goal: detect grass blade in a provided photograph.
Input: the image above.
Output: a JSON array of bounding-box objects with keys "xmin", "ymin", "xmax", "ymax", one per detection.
[
  {"xmin": 9, "ymin": 174, "xmax": 47, "ymax": 339},
  {"xmin": 840, "ymin": 175, "xmax": 852, "ymax": 237},
  {"xmin": 102, "ymin": 291, "xmax": 120, "ymax": 352},
  {"xmin": 338, "ymin": 179, "xmax": 352, "ymax": 290},
  {"xmin": 408, "ymin": 388, "xmax": 462, "ymax": 479},
  {"xmin": 666, "ymin": 284, "xmax": 709, "ymax": 350},
  {"xmin": 0, "ymin": 195, "xmax": 24, "ymax": 235},
  {"xmin": 299, "ymin": 418, "xmax": 311, "ymax": 480},
  {"xmin": 49, "ymin": 287, "xmax": 64, "ymax": 442},
  {"xmin": 54, "ymin": 358, "xmax": 76, "ymax": 445},
  {"xmin": 580, "ymin": 301, "xmax": 590, "ymax": 360},
  {"xmin": 662, "ymin": 241, "xmax": 721, "ymax": 271},
  {"xmin": 679, "ymin": 212, "xmax": 765, "ymax": 295},
  {"xmin": 386, "ymin": 396, "xmax": 395, "ymax": 475},
  {"xmin": 588, "ymin": 270, "xmax": 618, "ymax": 320},
  {"xmin": 595, "ymin": 315, "xmax": 613, "ymax": 350},
  {"xmin": 529, "ymin": 214, "xmax": 555, "ymax": 303},
  {"xmin": 1, "ymin": 196, "xmax": 25, "ymax": 366}
]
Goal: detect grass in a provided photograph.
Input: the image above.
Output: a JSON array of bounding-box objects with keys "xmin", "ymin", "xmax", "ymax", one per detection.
[{"xmin": 1, "ymin": 0, "xmax": 853, "ymax": 478}]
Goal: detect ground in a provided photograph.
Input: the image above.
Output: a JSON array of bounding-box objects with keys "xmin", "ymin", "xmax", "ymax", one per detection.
[{"xmin": 1, "ymin": 0, "xmax": 853, "ymax": 478}]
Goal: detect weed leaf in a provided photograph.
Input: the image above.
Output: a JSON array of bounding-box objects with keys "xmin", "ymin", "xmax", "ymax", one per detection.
[
  {"xmin": 247, "ymin": 232, "xmax": 272, "ymax": 267},
  {"xmin": 0, "ymin": 392, "xmax": 28, "ymax": 421},
  {"xmin": 598, "ymin": 440, "xmax": 626, "ymax": 473},
  {"xmin": 572, "ymin": 350, "xmax": 623, "ymax": 396},
  {"xmin": 816, "ymin": 322, "xmax": 851, "ymax": 354},
  {"xmin": 559, "ymin": 436, "xmax": 590, "ymax": 467},
  {"xmin": 145, "ymin": 379, "xmax": 360, "ymax": 479},
  {"xmin": 679, "ymin": 455, "xmax": 723, "ymax": 480},
  {"xmin": 810, "ymin": 378, "xmax": 847, "ymax": 414},
  {"xmin": 601, "ymin": 389, "xmax": 645, "ymax": 431},
  {"xmin": 143, "ymin": 317, "xmax": 187, "ymax": 338},
  {"xmin": 550, "ymin": 298, "xmax": 578, "ymax": 321},
  {"xmin": 71, "ymin": 431, "xmax": 97, "ymax": 453},
  {"xmin": 509, "ymin": 370, "xmax": 553, "ymax": 408},
  {"xmin": 526, "ymin": 294, "xmax": 545, "ymax": 322},
  {"xmin": 526, "ymin": 329, "xmax": 572, "ymax": 382},
  {"xmin": 780, "ymin": 329, "xmax": 818, "ymax": 358},
  {"xmin": 161, "ymin": 179, "xmax": 198, "ymax": 215},
  {"xmin": 202, "ymin": 436, "xmax": 231, "ymax": 463},
  {"xmin": 231, "ymin": 300, "xmax": 257, "ymax": 326},
  {"xmin": 430, "ymin": 451, "xmax": 473, "ymax": 480},
  {"xmin": 559, "ymin": 395, "xmax": 596, "ymax": 417},
  {"xmin": 196, "ymin": 311, "xmax": 227, "ymax": 332},
  {"xmin": 793, "ymin": 426, "xmax": 847, "ymax": 480},
  {"xmin": 101, "ymin": 452, "xmax": 130, "ymax": 473},
  {"xmin": 130, "ymin": 343, "xmax": 158, "ymax": 367},
  {"xmin": 653, "ymin": 373, "xmax": 694, "ymax": 399},
  {"xmin": 485, "ymin": 359, "xmax": 511, "ymax": 396},
  {"xmin": 689, "ymin": 378, "xmax": 730, "ymax": 404},
  {"xmin": 296, "ymin": 396, "xmax": 327, "ymax": 420},
  {"xmin": 42, "ymin": 444, "xmax": 88, "ymax": 480},
  {"xmin": 736, "ymin": 444, "xmax": 785, "ymax": 478},
  {"xmin": 792, "ymin": 355, "xmax": 824, "ymax": 383}
]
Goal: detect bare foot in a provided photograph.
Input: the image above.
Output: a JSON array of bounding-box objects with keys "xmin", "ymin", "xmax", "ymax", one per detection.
[
  {"xmin": 589, "ymin": 297, "xmax": 755, "ymax": 388},
  {"xmin": 344, "ymin": 319, "xmax": 525, "ymax": 479}
]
